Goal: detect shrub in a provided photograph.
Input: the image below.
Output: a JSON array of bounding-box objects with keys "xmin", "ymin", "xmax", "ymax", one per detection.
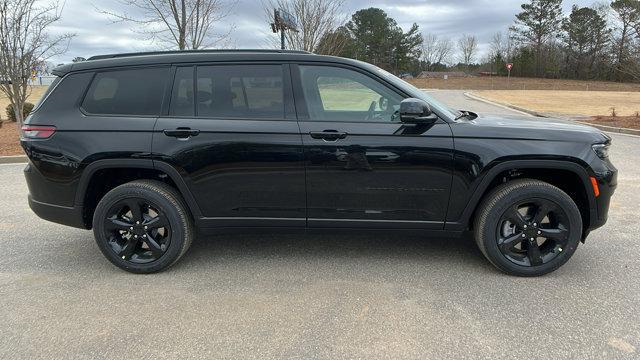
[{"xmin": 5, "ymin": 102, "xmax": 34, "ymax": 122}]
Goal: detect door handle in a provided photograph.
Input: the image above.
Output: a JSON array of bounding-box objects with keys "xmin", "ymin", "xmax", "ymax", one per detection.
[
  {"xmin": 163, "ymin": 127, "xmax": 200, "ymax": 139},
  {"xmin": 309, "ymin": 130, "xmax": 348, "ymax": 141}
]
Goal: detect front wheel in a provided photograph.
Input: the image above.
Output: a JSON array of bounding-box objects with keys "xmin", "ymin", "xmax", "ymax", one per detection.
[
  {"xmin": 474, "ymin": 179, "xmax": 583, "ymax": 277},
  {"xmin": 92, "ymin": 180, "xmax": 194, "ymax": 273}
]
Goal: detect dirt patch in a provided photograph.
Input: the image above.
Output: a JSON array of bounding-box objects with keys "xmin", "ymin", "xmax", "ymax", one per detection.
[
  {"xmin": 407, "ymin": 76, "xmax": 640, "ymax": 92},
  {"xmin": 0, "ymin": 122, "xmax": 23, "ymax": 156},
  {"xmin": 473, "ymin": 90, "xmax": 640, "ymax": 117},
  {"xmin": 582, "ymin": 116, "xmax": 640, "ymax": 130}
]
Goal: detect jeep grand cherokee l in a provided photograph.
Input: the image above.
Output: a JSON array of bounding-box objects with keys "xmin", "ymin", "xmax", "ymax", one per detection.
[{"xmin": 21, "ymin": 50, "xmax": 617, "ymax": 276}]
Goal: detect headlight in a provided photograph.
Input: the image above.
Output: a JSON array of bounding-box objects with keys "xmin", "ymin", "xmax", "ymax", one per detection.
[{"xmin": 592, "ymin": 143, "xmax": 610, "ymax": 159}]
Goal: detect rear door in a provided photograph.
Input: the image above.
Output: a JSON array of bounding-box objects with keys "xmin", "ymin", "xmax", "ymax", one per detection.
[{"xmin": 152, "ymin": 63, "xmax": 306, "ymax": 228}]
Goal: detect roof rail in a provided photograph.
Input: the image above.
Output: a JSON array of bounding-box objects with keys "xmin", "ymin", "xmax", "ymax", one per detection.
[{"xmin": 87, "ymin": 49, "xmax": 312, "ymax": 61}]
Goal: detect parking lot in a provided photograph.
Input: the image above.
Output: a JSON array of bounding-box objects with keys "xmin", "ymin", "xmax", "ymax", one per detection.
[{"xmin": 1, "ymin": 91, "xmax": 638, "ymax": 359}]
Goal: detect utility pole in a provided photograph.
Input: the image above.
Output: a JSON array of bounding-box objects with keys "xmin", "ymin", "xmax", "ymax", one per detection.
[{"xmin": 270, "ymin": 9, "xmax": 298, "ymax": 50}]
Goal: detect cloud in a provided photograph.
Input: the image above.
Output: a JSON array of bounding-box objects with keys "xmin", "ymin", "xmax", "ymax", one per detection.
[{"xmin": 48, "ymin": 0, "xmax": 597, "ymax": 63}]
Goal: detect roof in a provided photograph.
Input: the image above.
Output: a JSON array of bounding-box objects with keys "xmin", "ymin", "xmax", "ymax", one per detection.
[{"xmin": 52, "ymin": 49, "xmax": 343, "ymax": 76}]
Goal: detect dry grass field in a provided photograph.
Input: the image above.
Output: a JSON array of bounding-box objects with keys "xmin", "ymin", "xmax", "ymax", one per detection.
[
  {"xmin": 474, "ymin": 90, "xmax": 640, "ymax": 117},
  {"xmin": 407, "ymin": 76, "xmax": 640, "ymax": 92}
]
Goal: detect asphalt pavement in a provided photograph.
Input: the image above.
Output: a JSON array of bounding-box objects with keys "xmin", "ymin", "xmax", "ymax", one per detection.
[{"xmin": 0, "ymin": 91, "xmax": 638, "ymax": 359}]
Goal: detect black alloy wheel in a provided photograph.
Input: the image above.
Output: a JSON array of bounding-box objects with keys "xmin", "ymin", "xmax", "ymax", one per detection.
[
  {"xmin": 93, "ymin": 180, "xmax": 193, "ymax": 273},
  {"xmin": 497, "ymin": 199, "xmax": 569, "ymax": 267},
  {"xmin": 474, "ymin": 179, "xmax": 582, "ymax": 277},
  {"xmin": 104, "ymin": 198, "xmax": 171, "ymax": 264}
]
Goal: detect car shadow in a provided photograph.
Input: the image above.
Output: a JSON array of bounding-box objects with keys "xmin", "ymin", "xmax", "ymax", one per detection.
[{"xmin": 171, "ymin": 232, "xmax": 495, "ymax": 275}]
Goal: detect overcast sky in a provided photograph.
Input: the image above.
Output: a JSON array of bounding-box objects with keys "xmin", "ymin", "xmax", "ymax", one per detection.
[{"xmin": 49, "ymin": 0, "xmax": 599, "ymax": 63}]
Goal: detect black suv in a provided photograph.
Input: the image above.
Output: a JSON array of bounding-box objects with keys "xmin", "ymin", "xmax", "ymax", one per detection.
[{"xmin": 21, "ymin": 50, "xmax": 617, "ymax": 276}]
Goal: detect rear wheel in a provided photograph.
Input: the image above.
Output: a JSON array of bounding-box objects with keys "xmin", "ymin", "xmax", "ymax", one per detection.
[
  {"xmin": 474, "ymin": 179, "xmax": 583, "ymax": 277},
  {"xmin": 92, "ymin": 180, "xmax": 194, "ymax": 273}
]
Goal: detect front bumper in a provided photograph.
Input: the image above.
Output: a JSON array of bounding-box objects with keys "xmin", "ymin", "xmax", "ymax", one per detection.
[{"xmin": 588, "ymin": 159, "xmax": 617, "ymax": 231}]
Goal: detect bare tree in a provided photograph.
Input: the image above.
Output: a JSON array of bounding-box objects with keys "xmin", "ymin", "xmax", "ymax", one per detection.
[
  {"xmin": 490, "ymin": 32, "xmax": 506, "ymax": 60},
  {"xmin": 421, "ymin": 33, "xmax": 453, "ymax": 69},
  {"xmin": 101, "ymin": 0, "xmax": 236, "ymax": 50},
  {"xmin": 420, "ymin": 33, "xmax": 439, "ymax": 70},
  {"xmin": 263, "ymin": 0, "xmax": 346, "ymax": 53},
  {"xmin": 0, "ymin": 0, "xmax": 73, "ymax": 124},
  {"xmin": 458, "ymin": 34, "xmax": 478, "ymax": 66},
  {"xmin": 435, "ymin": 37, "xmax": 454, "ymax": 65}
]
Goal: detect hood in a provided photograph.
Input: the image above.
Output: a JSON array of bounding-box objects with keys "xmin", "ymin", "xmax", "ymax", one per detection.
[{"xmin": 459, "ymin": 113, "xmax": 609, "ymax": 143}]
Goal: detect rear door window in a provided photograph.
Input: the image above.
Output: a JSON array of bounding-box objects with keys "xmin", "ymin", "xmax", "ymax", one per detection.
[
  {"xmin": 194, "ymin": 65, "xmax": 284, "ymax": 119},
  {"xmin": 82, "ymin": 67, "xmax": 168, "ymax": 116}
]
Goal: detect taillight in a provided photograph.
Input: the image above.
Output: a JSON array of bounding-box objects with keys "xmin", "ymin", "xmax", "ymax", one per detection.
[{"xmin": 21, "ymin": 125, "xmax": 56, "ymax": 139}]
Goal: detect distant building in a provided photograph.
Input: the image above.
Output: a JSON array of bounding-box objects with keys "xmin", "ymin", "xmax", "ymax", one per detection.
[{"xmin": 417, "ymin": 71, "xmax": 467, "ymax": 79}]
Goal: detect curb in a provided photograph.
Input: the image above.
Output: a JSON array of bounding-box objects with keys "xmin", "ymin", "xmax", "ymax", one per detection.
[
  {"xmin": 463, "ymin": 92, "xmax": 547, "ymax": 117},
  {"xmin": 0, "ymin": 155, "xmax": 27, "ymax": 164}
]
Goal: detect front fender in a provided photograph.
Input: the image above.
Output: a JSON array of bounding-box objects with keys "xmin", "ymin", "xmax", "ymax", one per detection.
[{"xmin": 444, "ymin": 159, "xmax": 597, "ymax": 231}]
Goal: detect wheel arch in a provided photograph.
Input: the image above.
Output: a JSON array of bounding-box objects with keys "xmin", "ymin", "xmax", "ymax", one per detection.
[
  {"xmin": 75, "ymin": 159, "xmax": 202, "ymax": 228},
  {"xmin": 446, "ymin": 159, "xmax": 597, "ymax": 233}
]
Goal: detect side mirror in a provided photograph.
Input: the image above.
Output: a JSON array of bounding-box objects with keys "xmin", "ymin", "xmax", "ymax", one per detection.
[{"xmin": 399, "ymin": 98, "xmax": 438, "ymax": 124}]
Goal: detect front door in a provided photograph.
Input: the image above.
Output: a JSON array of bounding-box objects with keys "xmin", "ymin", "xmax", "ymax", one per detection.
[
  {"xmin": 152, "ymin": 64, "xmax": 305, "ymax": 228},
  {"xmin": 292, "ymin": 64, "xmax": 454, "ymax": 229}
]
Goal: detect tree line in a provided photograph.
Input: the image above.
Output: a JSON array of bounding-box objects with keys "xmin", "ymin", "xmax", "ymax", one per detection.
[
  {"xmin": 304, "ymin": 0, "xmax": 640, "ymax": 83},
  {"xmin": 496, "ymin": 0, "xmax": 640, "ymax": 82}
]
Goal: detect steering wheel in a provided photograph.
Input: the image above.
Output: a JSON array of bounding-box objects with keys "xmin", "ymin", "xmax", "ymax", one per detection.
[{"xmin": 364, "ymin": 101, "xmax": 377, "ymax": 121}]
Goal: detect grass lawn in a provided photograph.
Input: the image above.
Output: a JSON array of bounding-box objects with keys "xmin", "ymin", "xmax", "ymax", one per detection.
[
  {"xmin": 474, "ymin": 90, "xmax": 640, "ymax": 117},
  {"xmin": 319, "ymin": 87, "xmax": 381, "ymax": 111}
]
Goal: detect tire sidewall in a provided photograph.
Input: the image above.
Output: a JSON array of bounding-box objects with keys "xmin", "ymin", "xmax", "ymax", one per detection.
[
  {"xmin": 479, "ymin": 183, "xmax": 582, "ymax": 276},
  {"xmin": 92, "ymin": 184, "xmax": 187, "ymax": 273}
]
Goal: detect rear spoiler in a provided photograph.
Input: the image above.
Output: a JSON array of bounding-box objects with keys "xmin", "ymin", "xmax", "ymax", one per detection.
[{"xmin": 51, "ymin": 64, "xmax": 73, "ymax": 77}]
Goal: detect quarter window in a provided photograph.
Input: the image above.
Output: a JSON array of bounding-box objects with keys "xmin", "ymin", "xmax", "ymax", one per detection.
[{"xmin": 82, "ymin": 67, "xmax": 168, "ymax": 116}]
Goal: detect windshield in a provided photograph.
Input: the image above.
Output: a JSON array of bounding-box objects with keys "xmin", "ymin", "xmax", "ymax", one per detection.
[{"xmin": 367, "ymin": 64, "xmax": 461, "ymax": 120}]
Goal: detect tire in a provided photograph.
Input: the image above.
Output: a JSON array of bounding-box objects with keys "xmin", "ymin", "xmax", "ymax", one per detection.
[
  {"xmin": 474, "ymin": 179, "xmax": 583, "ymax": 277},
  {"xmin": 92, "ymin": 180, "xmax": 194, "ymax": 273}
]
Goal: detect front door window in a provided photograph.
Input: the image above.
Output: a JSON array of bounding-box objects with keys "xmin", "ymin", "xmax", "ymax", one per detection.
[{"xmin": 299, "ymin": 66, "xmax": 403, "ymax": 123}]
